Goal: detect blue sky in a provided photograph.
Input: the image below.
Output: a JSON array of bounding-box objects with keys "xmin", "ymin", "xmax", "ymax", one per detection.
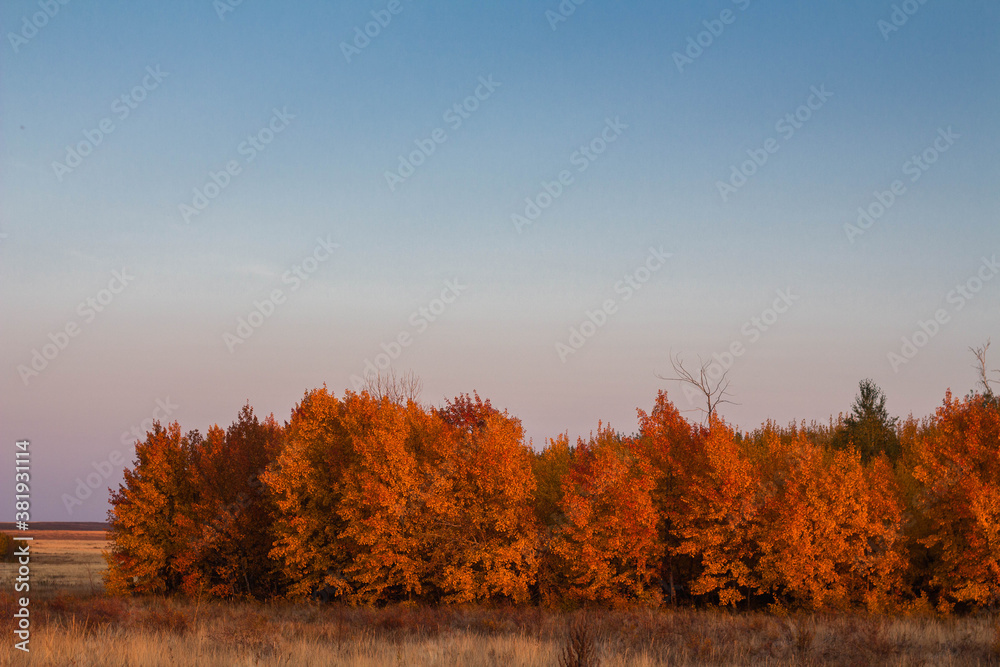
[{"xmin": 2, "ymin": 0, "xmax": 999, "ymax": 520}]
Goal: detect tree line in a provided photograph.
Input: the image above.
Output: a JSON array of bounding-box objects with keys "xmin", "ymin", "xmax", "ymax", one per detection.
[{"xmin": 105, "ymin": 375, "xmax": 1000, "ymax": 613}]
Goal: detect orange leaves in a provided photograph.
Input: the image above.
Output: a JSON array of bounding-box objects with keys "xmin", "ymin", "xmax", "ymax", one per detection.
[
  {"xmin": 668, "ymin": 416, "xmax": 760, "ymax": 607},
  {"xmin": 429, "ymin": 408, "xmax": 539, "ymax": 604},
  {"xmin": 549, "ymin": 425, "xmax": 661, "ymax": 606},
  {"xmin": 105, "ymin": 384, "xmax": 1000, "ymax": 612},
  {"xmin": 263, "ymin": 387, "xmax": 351, "ymax": 599},
  {"xmin": 105, "ymin": 422, "xmax": 200, "ymax": 596},
  {"xmin": 337, "ymin": 392, "xmax": 424, "ymax": 603},
  {"xmin": 638, "ymin": 395, "xmax": 907, "ymax": 611},
  {"xmin": 756, "ymin": 436, "xmax": 906, "ymax": 611},
  {"xmin": 262, "ymin": 389, "xmax": 539, "ymax": 605},
  {"xmin": 911, "ymin": 392, "xmax": 1000, "ymax": 608}
]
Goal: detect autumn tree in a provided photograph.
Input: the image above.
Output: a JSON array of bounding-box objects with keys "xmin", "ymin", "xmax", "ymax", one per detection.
[
  {"xmin": 532, "ymin": 433, "xmax": 574, "ymax": 603},
  {"xmin": 333, "ymin": 392, "xmax": 433, "ymax": 603},
  {"xmin": 265, "ymin": 388, "xmax": 427, "ymax": 603},
  {"xmin": 263, "ymin": 387, "xmax": 352, "ymax": 600},
  {"xmin": 636, "ymin": 391, "xmax": 704, "ymax": 604},
  {"xmin": 532, "ymin": 433, "xmax": 573, "ymax": 528},
  {"xmin": 910, "ymin": 390, "xmax": 1000, "ymax": 610},
  {"xmin": 265, "ymin": 388, "xmax": 428, "ymax": 604},
  {"xmin": 428, "ymin": 393, "xmax": 539, "ymax": 604},
  {"xmin": 668, "ymin": 415, "xmax": 762, "ymax": 607},
  {"xmin": 550, "ymin": 424, "xmax": 661, "ymax": 606},
  {"xmin": 105, "ymin": 422, "xmax": 201, "ymax": 595},
  {"xmin": 265, "ymin": 387, "xmax": 538, "ymax": 604},
  {"xmin": 175, "ymin": 406, "xmax": 285, "ymax": 599},
  {"xmin": 755, "ymin": 431, "xmax": 906, "ymax": 611}
]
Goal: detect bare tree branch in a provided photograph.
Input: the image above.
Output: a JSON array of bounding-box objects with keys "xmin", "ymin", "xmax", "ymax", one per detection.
[
  {"xmin": 362, "ymin": 368, "xmax": 423, "ymax": 405},
  {"xmin": 656, "ymin": 351, "xmax": 738, "ymax": 425},
  {"xmin": 970, "ymin": 339, "xmax": 998, "ymax": 397}
]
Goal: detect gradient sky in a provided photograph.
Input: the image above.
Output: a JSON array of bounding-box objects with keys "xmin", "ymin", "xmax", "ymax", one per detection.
[{"xmin": 2, "ymin": 0, "xmax": 998, "ymax": 520}]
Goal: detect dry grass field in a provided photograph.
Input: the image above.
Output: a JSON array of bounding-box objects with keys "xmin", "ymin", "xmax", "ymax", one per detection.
[
  {"xmin": 1, "ymin": 526, "xmax": 998, "ymax": 666},
  {"xmin": 0, "ymin": 526, "xmax": 107, "ymax": 598},
  {"xmin": 1, "ymin": 597, "xmax": 998, "ymax": 666}
]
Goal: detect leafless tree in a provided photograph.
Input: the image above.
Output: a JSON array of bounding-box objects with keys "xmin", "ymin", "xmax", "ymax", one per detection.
[
  {"xmin": 362, "ymin": 368, "xmax": 423, "ymax": 405},
  {"xmin": 657, "ymin": 351, "xmax": 737, "ymax": 425},
  {"xmin": 970, "ymin": 339, "xmax": 998, "ymax": 397}
]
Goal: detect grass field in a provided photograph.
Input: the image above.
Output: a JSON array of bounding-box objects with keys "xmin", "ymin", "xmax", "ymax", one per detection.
[
  {"xmin": 1, "ymin": 526, "xmax": 998, "ymax": 666},
  {"xmin": 0, "ymin": 526, "xmax": 107, "ymax": 598}
]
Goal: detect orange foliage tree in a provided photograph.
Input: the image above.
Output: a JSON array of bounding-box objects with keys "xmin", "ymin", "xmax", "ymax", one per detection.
[
  {"xmin": 264, "ymin": 388, "xmax": 538, "ymax": 604},
  {"xmin": 335, "ymin": 392, "xmax": 428, "ymax": 603},
  {"xmin": 550, "ymin": 424, "xmax": 661, "ymax": 606},
  {"xmin": 911, "ymin": 391, "xmax": 1000, "ymax": 610},
  {"xmin": 103, "ymin": 380, "xmax": 999, "ymax": 613},
  {"xmin": 637, "ymin": 391, "xmax": 705, "ymax": 603},
  {"xmin": 105, "ymin": 422, "xmax": 200, "ymax": 595},
  {"xmin": 174, "ymin": 406, "xmax": 286, "ymax": 599},
  {"xmin": 263, "ymin": 387, "xmax": 352, "ymax": 600},
  {"xmin": 428, "ymin": 397, "xmax": 539, "ymax": 603},
  {"xmin": 755, "ymin": 430, "xmax": 906, "ymax": 611},
  {"xmin": 532, "ymin": 433, "xmax": 573, "ymax": 602},
  {"xmin": 668, "ymin": 415, "xmax": 762, "ymax": 607}
]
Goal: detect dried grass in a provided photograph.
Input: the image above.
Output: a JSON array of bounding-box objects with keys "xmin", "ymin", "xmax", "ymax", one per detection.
[{"xmin": 2, "ymin": 595, "xmax": 998, "ymax": 666}]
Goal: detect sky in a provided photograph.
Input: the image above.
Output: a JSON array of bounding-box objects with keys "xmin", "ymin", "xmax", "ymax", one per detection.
[{"xmin": 2, "ymin": 0, "xmax": 998, "ymax": 521}]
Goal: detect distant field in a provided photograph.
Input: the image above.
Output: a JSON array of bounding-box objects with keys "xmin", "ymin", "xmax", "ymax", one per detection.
[
  {"xmin": 0, "ymin": 522, "xmax": 108, "ymax": 533},
  {"xmin": 0, "ymin": 525, "xmax": 107, "ymax": 597}
]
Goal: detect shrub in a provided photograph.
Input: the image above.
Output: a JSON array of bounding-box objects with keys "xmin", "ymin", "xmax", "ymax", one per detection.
[{"xmin": 0, "ymin": 532, "xmax": 15, "ymax": 562}]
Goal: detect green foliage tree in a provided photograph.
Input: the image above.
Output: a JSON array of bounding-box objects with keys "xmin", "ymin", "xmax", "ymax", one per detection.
[{"xmin": 834, "ymin": 379, "xmax": 901, "ymax": 462}]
